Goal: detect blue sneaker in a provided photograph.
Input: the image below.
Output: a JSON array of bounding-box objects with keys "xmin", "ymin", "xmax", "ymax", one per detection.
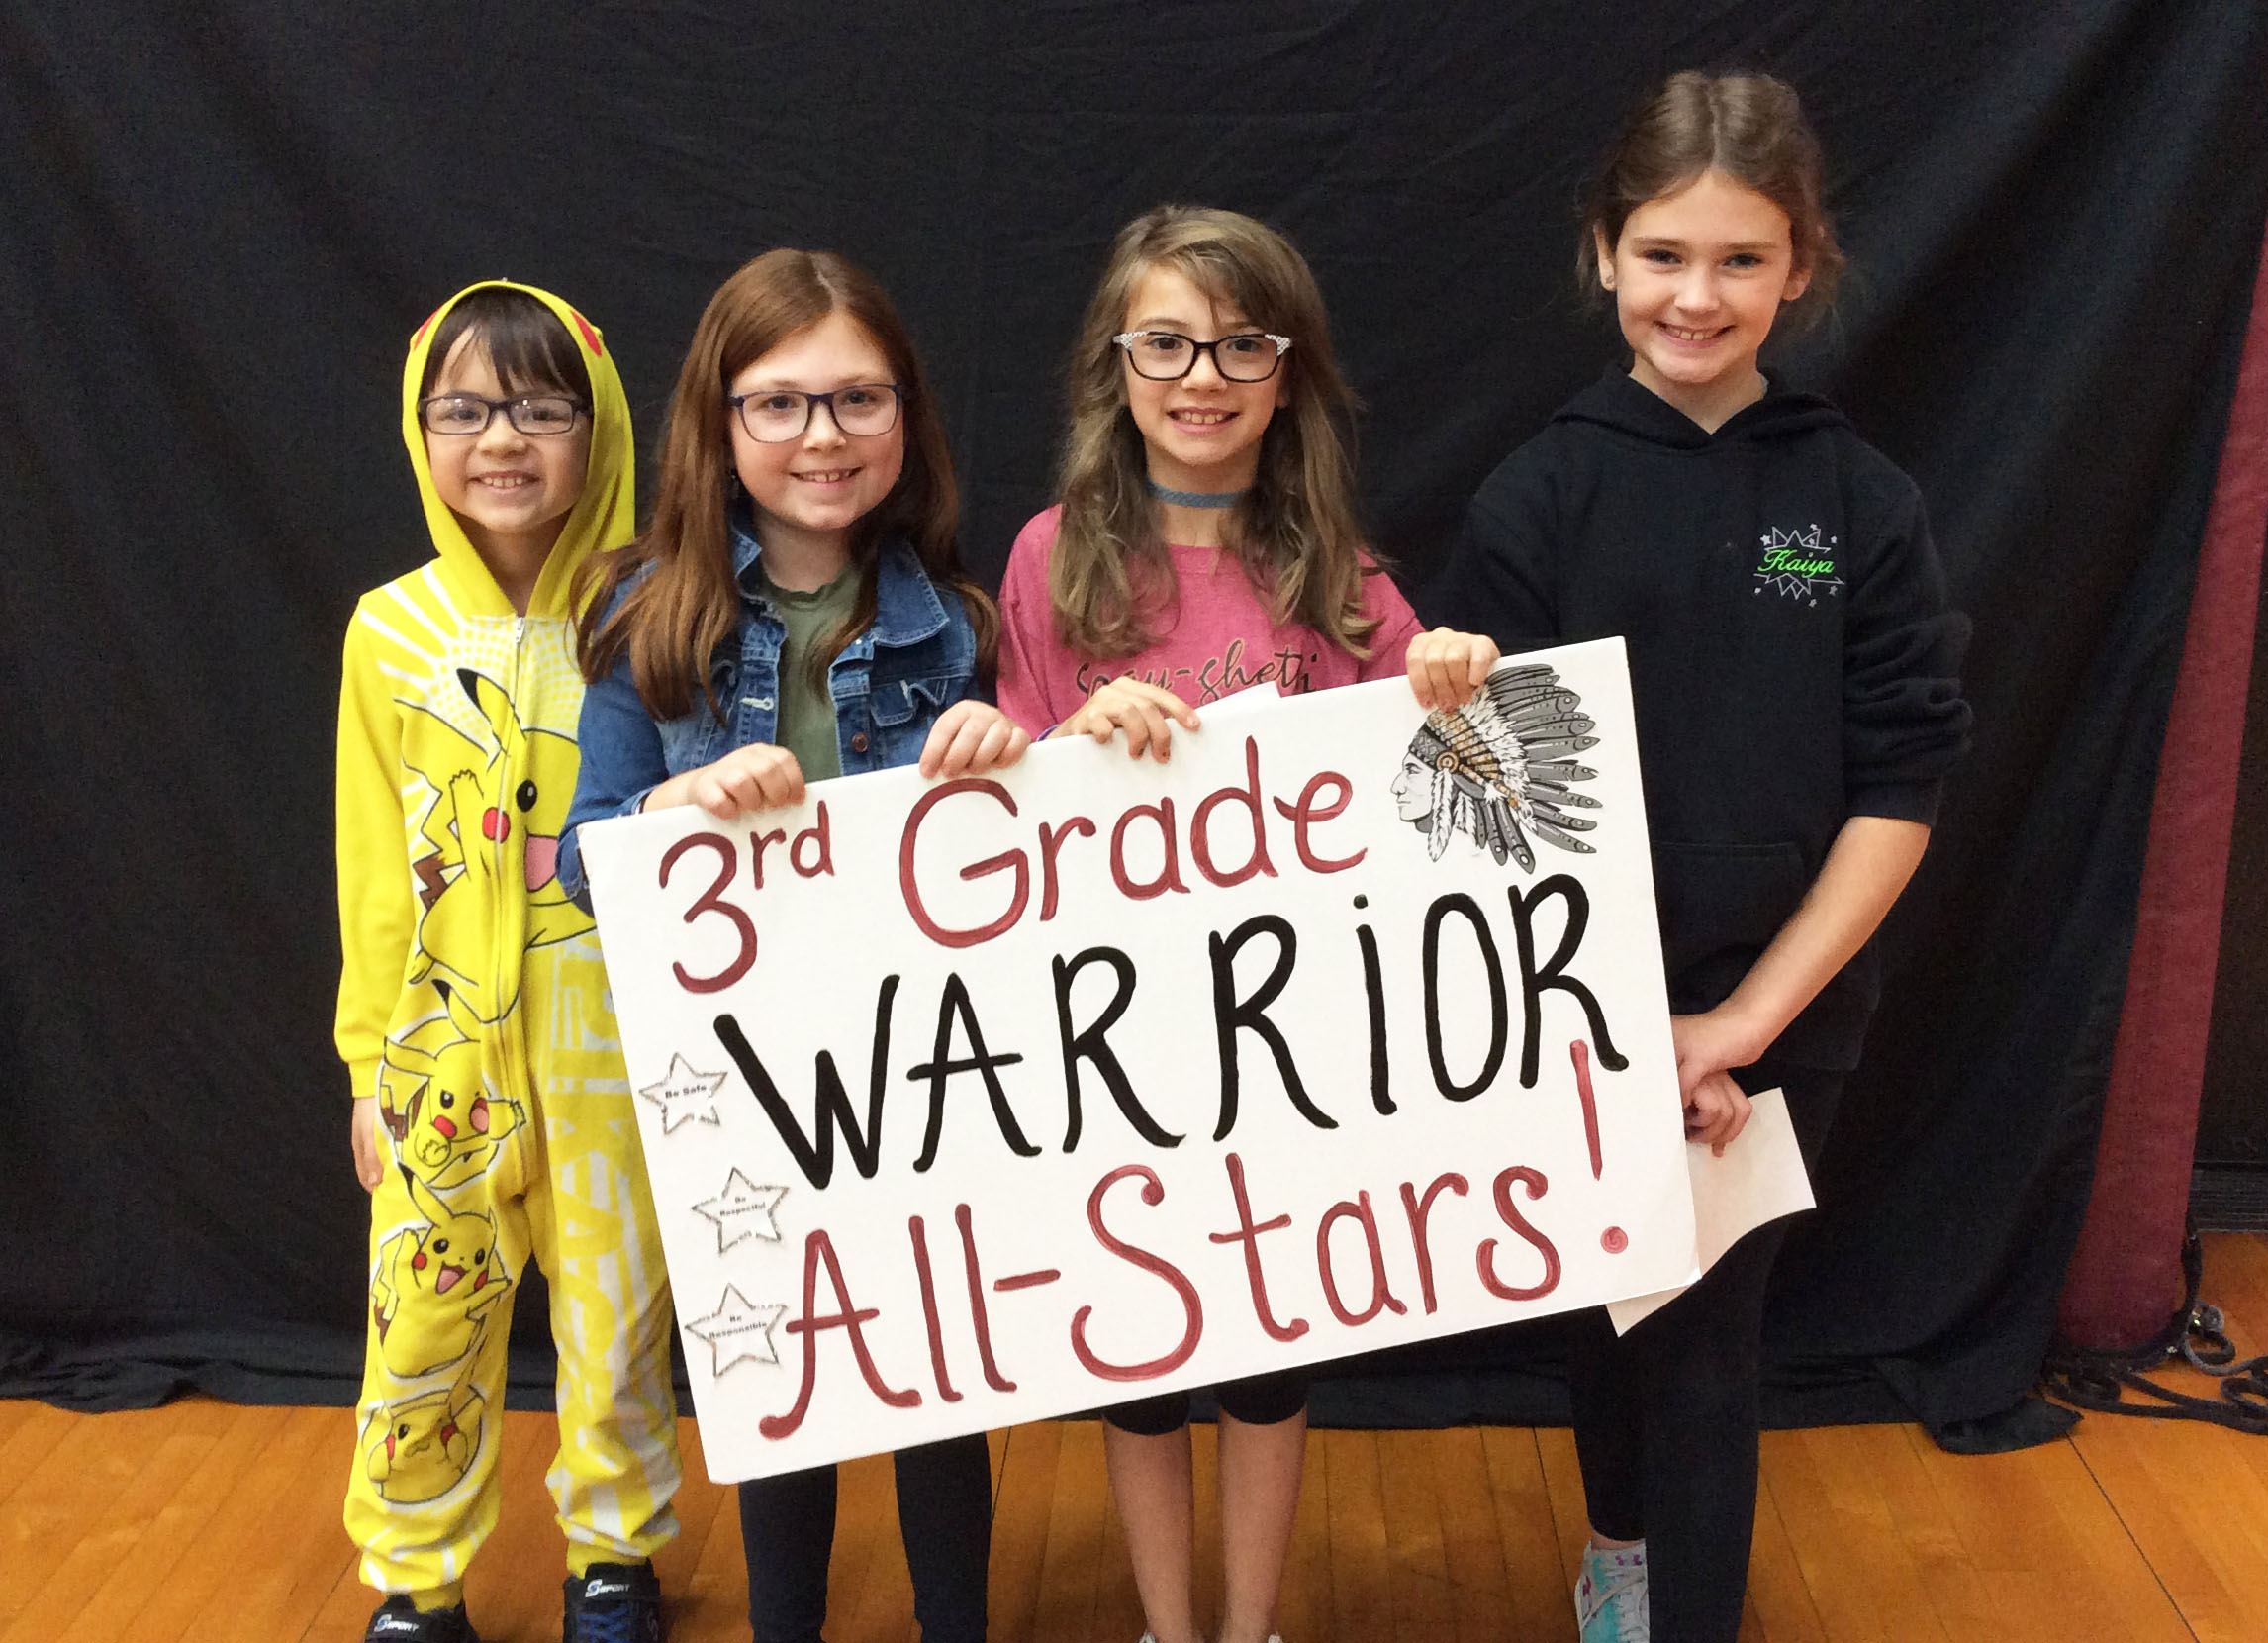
[
  {"xmin": 1574, "ymin": 1540, "xmax": 1649, "ymax": 1642},
  {"xmin": 563, "ymin": 1561, "xmax": 663, "ymax": 1643},
  {"xmin": 364, "ymin": 1595, "xmax": 479, "ymax": 1643}
]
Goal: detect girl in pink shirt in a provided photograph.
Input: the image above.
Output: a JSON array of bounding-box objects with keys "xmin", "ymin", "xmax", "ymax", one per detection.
[{"xmin": 996, "ymin": 204, "xmax": 1495, "ymax": 1643}]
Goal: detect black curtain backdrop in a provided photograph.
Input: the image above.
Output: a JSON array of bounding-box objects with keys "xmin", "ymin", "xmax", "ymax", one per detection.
[{"xmin": 4, "ymin": 1, "xmax": 2265, "ymax": 1444}]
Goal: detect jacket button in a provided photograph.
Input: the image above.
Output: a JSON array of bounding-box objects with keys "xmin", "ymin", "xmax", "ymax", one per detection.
[{"xmin": 851, "ymin": 732, "xmax": 870, "ymax": 753}]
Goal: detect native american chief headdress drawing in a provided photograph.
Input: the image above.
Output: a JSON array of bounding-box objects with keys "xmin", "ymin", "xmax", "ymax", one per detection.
[{"xmin": 1391, "ymin": 663, "xmax": 1603, "ymax": 871}]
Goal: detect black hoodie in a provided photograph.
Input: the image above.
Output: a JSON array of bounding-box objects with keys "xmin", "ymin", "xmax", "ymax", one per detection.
[{"xmin": 1425, "ymin": 369, "xmax": 1971, "ymax": 1069}]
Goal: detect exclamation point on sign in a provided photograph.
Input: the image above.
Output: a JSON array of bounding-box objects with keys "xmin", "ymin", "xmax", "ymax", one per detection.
[{"xmin": 1572, "ymin": 1038, "xmax": 1628, "ymax": 1254}]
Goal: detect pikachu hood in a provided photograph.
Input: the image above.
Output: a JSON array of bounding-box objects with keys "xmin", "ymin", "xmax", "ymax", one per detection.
[
  {"xmin": 335, "ymin": 281, "xmax": 635, "ymax": 1107},
  {"xmin": 399, "ymin": 279, "xmax": 636, "ymax": 617}
]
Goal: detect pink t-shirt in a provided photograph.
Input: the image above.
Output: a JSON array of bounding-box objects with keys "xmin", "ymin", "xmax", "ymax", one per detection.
[{"xmin": 996, "ymin": 505, "xmax": 1425, "ymax": 733}]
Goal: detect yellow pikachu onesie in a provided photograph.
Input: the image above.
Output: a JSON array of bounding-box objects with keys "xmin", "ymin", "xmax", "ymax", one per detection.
[{"xmin": 335, "ymin": 281, "xmax": 678, "ymax": 1602}]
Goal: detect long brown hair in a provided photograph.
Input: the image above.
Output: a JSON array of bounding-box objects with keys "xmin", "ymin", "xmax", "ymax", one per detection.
[
  {"xmin": 575, "ymin": 249, "xmax": 998, "ymax": 717},
  {"xmin": 1051, "ymin": 205, "xmax": 1381, "ymax": 661},
  {"xmin": 1578, "ymin": 71, "xmax": 1843, "ymax": 327}
]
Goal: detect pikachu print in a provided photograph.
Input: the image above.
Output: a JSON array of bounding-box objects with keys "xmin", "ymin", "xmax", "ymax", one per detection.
[{"xmin": 369, "ymin": 1167, "xmax": 512, "ymax": 1381}]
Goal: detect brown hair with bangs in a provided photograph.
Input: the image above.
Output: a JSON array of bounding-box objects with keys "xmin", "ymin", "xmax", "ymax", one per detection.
[
  {"xmin": 420, "ymin": 286, "xmax": 592, "ymax": 402},
  {"xmin": 574, "ymin": 249, "xmax": 996, "ymax": 717},
  {"xmin": 1050, "ymin": 205, "xmax": 1381, "ymax": 661},
  {"xmin": 1578, "ymin": 71, "xmax": 1843, "ymax": 328}
]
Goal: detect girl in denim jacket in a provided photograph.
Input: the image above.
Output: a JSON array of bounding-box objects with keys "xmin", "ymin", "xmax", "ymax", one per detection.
[{"xmin": 559, "ymin": 249, "xmax": 1025, "ymax": 1643}]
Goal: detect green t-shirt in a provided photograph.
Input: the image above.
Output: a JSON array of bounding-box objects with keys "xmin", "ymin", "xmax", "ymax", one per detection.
[{"xmin": 763, "ymin": 563, "xmax": 860, "ymax": 785}]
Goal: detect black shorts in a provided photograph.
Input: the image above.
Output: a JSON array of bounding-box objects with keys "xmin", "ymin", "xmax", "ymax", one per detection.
[{"xmin": 1100, "ymin": 1368, "xmax": 1310, "ymax": 1434}]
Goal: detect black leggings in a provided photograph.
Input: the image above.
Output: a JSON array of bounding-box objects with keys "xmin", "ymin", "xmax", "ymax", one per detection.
[
  {"xmin": 736, "ymin": 1433, "xmax": 992, "ymax": 1643},
  {"xmin": 1564, "ymin": 1065, "xmax": 1842, "ymax": 1643}
]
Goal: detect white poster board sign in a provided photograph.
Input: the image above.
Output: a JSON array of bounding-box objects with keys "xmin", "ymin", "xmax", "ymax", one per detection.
[
  {"xmin": 1606, "ymin": 1088, "xmax": 1815, "ymax": 1334},
  {"xmin": 583, "ymin": 639, "xmax": 1697, "ymax": 1481}
]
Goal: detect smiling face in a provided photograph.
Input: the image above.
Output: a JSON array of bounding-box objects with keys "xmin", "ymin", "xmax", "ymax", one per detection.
[
  {"xmin": 727, "ymin": 308, "xmax": 905, "ymax": 580},
  {"xmin": 400, "ymin": 1175, "xmax": 504, "ymax": 1305},
  {"xmin": 423, "ymin": 330, "xmax": 592, "ymax": 569},
  {"xmin": 1120, "ymin": 262, "xmax": 1289, "ymax": 495},
  {"xmin": 1598, "ymin": 167, "xmax": 1812, "ymax": 429}
]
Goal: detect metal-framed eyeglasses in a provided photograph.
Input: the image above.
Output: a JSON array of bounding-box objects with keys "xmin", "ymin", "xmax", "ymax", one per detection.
[
  {"xmin": 726, "ymin": 383, "xmax": 906, "ymax": 443},
  {"xmin": 1111, "ymin": 330, "xmax": 1293, "ymax": 382},
  {"xmin": 417, "ymin": 392, "xmax": 588, "ymax": 436}
]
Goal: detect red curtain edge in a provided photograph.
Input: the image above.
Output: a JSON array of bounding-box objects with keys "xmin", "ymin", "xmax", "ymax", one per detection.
[{"xmin": 2054, "ymin": 223, "xmax": 2268, "ymax": 1353}]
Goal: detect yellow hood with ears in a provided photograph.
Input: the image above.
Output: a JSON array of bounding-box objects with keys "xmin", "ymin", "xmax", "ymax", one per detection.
[{"xmin": 400, "ymin": 279, "xmax": 636, "ymax": 619}]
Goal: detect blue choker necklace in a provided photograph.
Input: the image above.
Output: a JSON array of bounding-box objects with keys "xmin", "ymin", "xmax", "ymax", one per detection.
[{"xmin": 1146, "ymin": 477, "xmax": 1248, "ymax": 509}]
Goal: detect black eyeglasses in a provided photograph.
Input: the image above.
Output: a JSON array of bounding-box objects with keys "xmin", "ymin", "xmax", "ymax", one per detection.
[
  {"xmin": 1112, "ymin": 330, "xmax": 1293, "ymax": 382},
  {"xmin": 725, "ymin": 384, "xmax": 905, "ymax": 443},
  {"xmin": 418, "ymin": 393, "xmax": 587, "ymax": 436}
]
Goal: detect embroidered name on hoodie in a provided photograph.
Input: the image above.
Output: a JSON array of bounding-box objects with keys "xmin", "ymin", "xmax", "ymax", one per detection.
[{"xmin": 1752, "ymin": 525, "xmax": 1843, "ymax": 606}]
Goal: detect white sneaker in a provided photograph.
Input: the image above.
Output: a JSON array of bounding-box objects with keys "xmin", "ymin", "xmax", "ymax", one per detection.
[{"xmin": 1574, "ymin": 1540, "xmax": 1649, "ymax": 1642}]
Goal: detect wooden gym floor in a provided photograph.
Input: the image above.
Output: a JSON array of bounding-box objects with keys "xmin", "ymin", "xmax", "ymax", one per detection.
[{"xmin": 4, "ymin": 1232, "xmax": 2265, "ymax": 1643}]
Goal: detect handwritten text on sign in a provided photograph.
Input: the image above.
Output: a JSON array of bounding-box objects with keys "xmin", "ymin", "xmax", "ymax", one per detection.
[{"xmin": 582, "ymin": 640, "xmax": 1695, "ymax": 1481}]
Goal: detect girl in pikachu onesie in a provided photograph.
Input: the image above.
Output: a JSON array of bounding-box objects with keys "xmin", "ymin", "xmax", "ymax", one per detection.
[{"xmin": 334, "ymin": 279, "xmax": 679, "ymax": 1643}]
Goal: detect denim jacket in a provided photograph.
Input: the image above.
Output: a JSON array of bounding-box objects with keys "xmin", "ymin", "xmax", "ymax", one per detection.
[{"xmin": 557, "ymin": 518, "xmax": 984, "ymax": 905}]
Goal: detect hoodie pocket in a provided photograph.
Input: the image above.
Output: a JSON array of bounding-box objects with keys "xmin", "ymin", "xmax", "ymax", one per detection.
[{"xmin": 1651, "ymin": 839, "xmax": 1809, "ymax": 1006}]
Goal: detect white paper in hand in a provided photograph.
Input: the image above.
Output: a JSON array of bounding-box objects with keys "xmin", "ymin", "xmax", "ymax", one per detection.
[
  {"xmin": 1605, "ymin": 1088, "xmax": 1814, "ymax": 1334},
  {"xmin": 1190, "ymin": 683, "xmax": 1282, "ymax": 720}
]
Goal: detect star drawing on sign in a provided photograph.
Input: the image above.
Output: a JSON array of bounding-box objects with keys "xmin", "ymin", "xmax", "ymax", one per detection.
[
  {"xmin": 693, "ymin": 1170, "xmax": 788, "ymax": 1254},
  {"xmin": 637, "ymin": 1052, "xmax": 726, "ymax": 1134},
  {"xmin": 685, "ymin": 1285, "xmax": 787, "ymax": 1375}
]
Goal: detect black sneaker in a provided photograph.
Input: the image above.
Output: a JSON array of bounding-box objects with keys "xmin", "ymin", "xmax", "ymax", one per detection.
[
  {"xmin": 363, "ymin": 1595, "xmax": 480, "ymax": 1643},
  {"xmin": 563, "ymin": 1561, "xmax": 664, "ymax": 1643}
]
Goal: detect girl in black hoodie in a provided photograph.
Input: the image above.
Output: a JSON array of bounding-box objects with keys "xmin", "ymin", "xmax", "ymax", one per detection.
[{"xmin": 1427, "ymin": 73, "xmax": 1970, "ymax": 1643}]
